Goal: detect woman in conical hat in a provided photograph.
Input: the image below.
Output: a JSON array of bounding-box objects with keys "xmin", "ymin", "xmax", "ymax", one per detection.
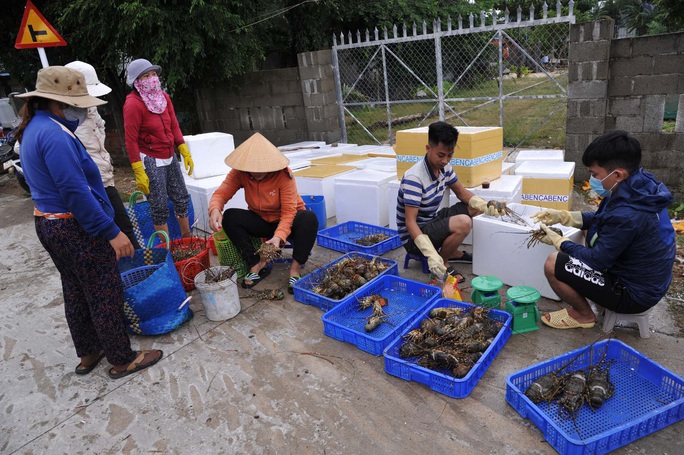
[{"xmin": 209, "ymin": 132, "xmax": 318, "ymax": 292}]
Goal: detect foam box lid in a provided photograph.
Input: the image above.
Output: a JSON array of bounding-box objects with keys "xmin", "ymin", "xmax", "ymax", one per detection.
[
  {"xmin": 288, "ymin": 159, "xmax": 311, "ymax": 170},
  {"xmin": 502, "ymin": 162, "xmax": 515, "ymax": 173},
  {"xmin": 388, "ymin": 179, "xmax": 401, "ymax": 189},
  {"xmin": 334, "ymin": 169, "xmax": 396, "ymax": 184},
  {"xmin": 349, "ymin": 157, "xmax": 397, "ymax": 169},
  {"xmin": 515, "ymin": 149, "xmax": 565, "ymax": 162},
  {"xmin": 183, "ymin": 173, "xmax": 226, "ymax": 191},
  {"xmin": 466, "ymin": 174, "xmax": 522, "ymax": 195},
  {"xmin": 295, "ymin": 164, "xmax": 356, "ymax": 178},
  {"xmin": 515, "ymin": 161, "xmax": 575, "ymax": 179},
  {"xmin": 278, "ymin": 141, "xmax": 326, "ymax": 150},
  {"xmin": 351, "ymin": 145, "xmax": 396, "ymax": 154},
  {"xmin": 310, "ymin": 155, "xmax": 367, "ymax": 165},
  {"xmin": 283, "ymin": 150, "xmax": 342, "ymax": 160}
]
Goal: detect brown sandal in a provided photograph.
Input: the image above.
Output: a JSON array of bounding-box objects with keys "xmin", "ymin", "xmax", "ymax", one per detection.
[
  {"xmin": 75, "ymin": 351, "xmax": 105, "ymax": 375},
  {"xmin": 109, "ymin": 350, "xmax": 163, "ymax": 379}
]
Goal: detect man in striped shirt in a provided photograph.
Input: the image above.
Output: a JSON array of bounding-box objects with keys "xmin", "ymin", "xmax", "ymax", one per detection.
[{"xmin": 398, "ymin": 121, "xmax": 505, "ymax": 278}]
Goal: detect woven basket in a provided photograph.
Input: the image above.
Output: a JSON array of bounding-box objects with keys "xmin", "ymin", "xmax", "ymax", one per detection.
[
  {"xmin": 127, "ymin": 191, "xmax": 196, "ymax": 248},
  {"xmin": 213, "ymin": 230, "xmax": 262, "ymax": 279},
  {"xmin": 118, "ymin": 231, "xmax": 192, "ymax": 335},
  {"xmin": 157, "ymin": 237, "xmax": 210, "ymax": 291}
]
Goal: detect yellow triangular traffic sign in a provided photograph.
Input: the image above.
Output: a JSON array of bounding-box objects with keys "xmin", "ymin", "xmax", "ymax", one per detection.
[{"xmin": 15, "ymin": 0, "xmax": 67, "ymax": 49}]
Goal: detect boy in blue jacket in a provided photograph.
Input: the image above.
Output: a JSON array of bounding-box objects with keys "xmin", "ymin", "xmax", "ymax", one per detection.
[{"xmin": 532, "ymin": 130, "xmax": 675, "ymax": 329}]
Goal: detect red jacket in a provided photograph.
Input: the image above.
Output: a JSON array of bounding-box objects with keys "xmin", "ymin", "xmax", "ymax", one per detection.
[
  {"xmin": 123, "ymin": 90, "xmax": 185, "ymax": 163},
  {"xmin": 209, "ymin": 169, "xmax": 305, "ymax": 241}
]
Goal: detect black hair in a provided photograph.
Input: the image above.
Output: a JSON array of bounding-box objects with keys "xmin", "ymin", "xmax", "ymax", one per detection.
[
  {"xmin": 582, "ymin": 130, "xmax": 641, "ymax": 174},
  {"xmin": 428, "ymin": 121, "xmax": 459, "ymax": 149}
]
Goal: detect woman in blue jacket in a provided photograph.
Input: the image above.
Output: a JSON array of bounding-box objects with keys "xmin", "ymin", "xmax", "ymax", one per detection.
[
  {"xmin": 16, "ymin": 66, "xmax": 162, "ymax": 378},
  {"xmin": 532, "ymin": 130, "xmax": 675, "ymax": 329}
]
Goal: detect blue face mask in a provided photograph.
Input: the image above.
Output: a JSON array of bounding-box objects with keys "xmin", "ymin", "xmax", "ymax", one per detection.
[{"xmin": 589, "ymin": 171, "xmax": 616, "ymax": 198}]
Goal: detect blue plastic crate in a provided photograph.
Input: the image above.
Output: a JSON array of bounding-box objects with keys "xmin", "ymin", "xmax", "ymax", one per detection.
[
  {"xmin": 317, "ymin": 221, "xmax": 401, "ymax": 255},
  {"xmin": 383, "ymin": 298, "xmax": 512, "ymax": 398},
  {"xmin": 293, "ymin": 252, "xmax": 398, "ymax": 312},
  {"xmin": 322, "ymin": 276, "xmax": 441, "ymax": 356},
  {"xmin": 506, "ymin": 339, "xmax": 684, "ymax": 455}
]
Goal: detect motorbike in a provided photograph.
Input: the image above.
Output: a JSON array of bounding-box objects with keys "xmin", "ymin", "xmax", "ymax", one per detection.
[{"xmin": 0, "ymin": 129, "xmax": 30, "ymax": 194}]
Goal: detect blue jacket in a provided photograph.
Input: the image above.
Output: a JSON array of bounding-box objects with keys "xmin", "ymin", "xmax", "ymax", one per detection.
[
  {"xmin": 21, "ymin": 111, "xmax": 120, "ymax": 240},
  {"xmin": 562, "ymin": 168, "xmax": 675, "ymax": 307}
]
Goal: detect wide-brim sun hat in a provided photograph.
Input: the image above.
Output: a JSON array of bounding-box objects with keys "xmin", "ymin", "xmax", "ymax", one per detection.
[
  {"xmin": 16, "ymin": 66, "xmax": 106, "ymax": 108},
  {"xmin": 126, "ymin": 58, "xmax": 162, "ymax": 86},
  {"xmin": 64, "ymin": 60, "xmax": 112, "ymax": 97},
  {"xmin": 225, "ymin": 132, "xmax": 290, "ymax": 173}
]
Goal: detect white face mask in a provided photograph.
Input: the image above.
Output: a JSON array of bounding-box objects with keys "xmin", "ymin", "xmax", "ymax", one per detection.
[{"xmin": 63, "ymin": 106, "xmax": 88, "ymax": 126}]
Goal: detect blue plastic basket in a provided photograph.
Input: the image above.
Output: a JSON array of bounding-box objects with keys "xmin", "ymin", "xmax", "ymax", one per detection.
[
  {"xmin": 383, "ymin": 298, "xmax": 512, "ymax": 399},
  {"xmin": 506, "ymin": 339, "xmax": 684, "ymax": 455},
  {"xmin": 293, "ymin": 252, "xmax": 398, "ymax": 312},
  {"xmin": 317, "ymin": 221, "xmax": 401, "ymax": 255},
  {"xmin": 322, "ymin": 276, "xmax": 441, "ymax": 355}
]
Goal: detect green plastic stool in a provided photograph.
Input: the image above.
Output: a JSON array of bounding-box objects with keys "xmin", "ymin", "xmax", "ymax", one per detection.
[
  {"xmin": 471, "ymin": 276, "xmax": 504, "ymax": 309},
  {"xmin": 505, "ymin": 286, "xmax": 542, "ymax": 334}
]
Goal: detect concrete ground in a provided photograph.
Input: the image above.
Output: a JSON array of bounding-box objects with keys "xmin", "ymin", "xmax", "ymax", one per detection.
[{"xmin": 1, "ymin": 176, "xmax": 683, "ymax": 455}]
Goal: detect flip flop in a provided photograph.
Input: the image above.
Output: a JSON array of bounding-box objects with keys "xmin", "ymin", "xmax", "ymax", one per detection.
[
  {"xmin": 446, "ymin": 267, "xmax": 466, "ymax": 284},
  {"xmin": 108, "ymin": 350, "xmax": 163, "ymax": 380},
  {"xmin": 541, "ymin": 308, "xmax": 595, "ymax": 329},
  {"xmin": 241, "ymin": 267, "xmax": 272, "ymax": 289},
  {"xmin": 288, "ymin": 276, "xmax": 301, "ymax": 295},
  {"xmin": 74, "ymin": 351, "xmax": 105, "ymax": 375}
]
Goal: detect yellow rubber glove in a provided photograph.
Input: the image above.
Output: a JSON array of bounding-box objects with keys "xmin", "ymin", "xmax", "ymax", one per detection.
[
  {"xmin": 178, "ymin": 143, "xmax": 194, "ymax": 176},
  {"xmin": 131, "ymin": 161, "xmax": 150, "ymax": 194},
  {"xmin": 532, "ymin": 209, "xmax": 583, "ymax": 228},
  {"xmin": 413, "ymin": 234, "xmax": 447, "ymax": 277},
  {"xmin": 468, "ymin": 195, "xmax": 506, "ymax": 217},
  {"xmin": 539, "ymin": 223, "xmax": 572, "ymax": 251}
]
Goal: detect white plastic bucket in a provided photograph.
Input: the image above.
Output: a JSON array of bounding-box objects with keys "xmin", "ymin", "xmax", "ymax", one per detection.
[{"xmin": 194, "ymin": 266, "xmax": 241, "ymax": 321}]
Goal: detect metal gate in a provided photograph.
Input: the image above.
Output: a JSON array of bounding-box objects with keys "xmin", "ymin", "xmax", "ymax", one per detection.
[{"xmin": 332, "ymin": 1, "xmax": 576, "ymax": 149}]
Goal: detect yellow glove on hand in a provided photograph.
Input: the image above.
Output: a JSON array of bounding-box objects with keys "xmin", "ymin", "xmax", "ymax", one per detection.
[
  {"xmin": 532, "ymin": 209, "xmax": 583, "ymax": 228},
  {"xmin": 468, "ymin": 195, "xmax": 506, "ymax": 217},
  {"xmin": 414, "ymin": 234, "xmax": 447, "ymax": 277},
  {"xmin": 178, "ymin": 143, "xmax": 194, "ymax": 176},
  {"xmin": 131, "ymin": 161, "xmax": 150, "ymax": 195},
  {"xmin": 539, "ymin": 223, "xmax": 572, "ymax": 251}
]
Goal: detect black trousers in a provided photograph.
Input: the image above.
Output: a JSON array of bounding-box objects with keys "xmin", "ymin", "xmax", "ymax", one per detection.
[
  {"xmin": 223, "ymin": 208, "xmax": 318, "ymax": 268},
  {"xmin": 105, "ymin": 185, "xmax": 141, "ymax": 250}
]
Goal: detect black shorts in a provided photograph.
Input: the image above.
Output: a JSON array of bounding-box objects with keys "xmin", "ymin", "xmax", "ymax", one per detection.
[
  {"xmin": 405, "ymin": 203, "xmax": 470, "ymax": 255},
  {"xmin": 554, "ymin": 252, "xmax": 647, "ymax": 314}
]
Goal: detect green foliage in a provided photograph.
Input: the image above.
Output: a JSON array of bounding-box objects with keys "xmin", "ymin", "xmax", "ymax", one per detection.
[{"xmin": 342, "ymin": 84, "xmax": 369, "ymax": 103}]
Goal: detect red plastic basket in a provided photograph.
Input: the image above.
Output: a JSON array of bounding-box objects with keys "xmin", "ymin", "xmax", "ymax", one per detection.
[{"xmin": 157, "ymin": 237, "xmax": 209, "ymax": 291}]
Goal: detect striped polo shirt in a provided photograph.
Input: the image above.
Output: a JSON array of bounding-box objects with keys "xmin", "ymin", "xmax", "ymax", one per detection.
[{"xmin": 397, "ymin": 155, "xmax": 458, "ymax": 244}]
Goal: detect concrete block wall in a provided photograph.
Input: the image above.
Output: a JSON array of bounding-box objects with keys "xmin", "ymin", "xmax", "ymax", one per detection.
[
  {"xmin": 195, "ymin": 50, "xmax": 341, "ymax": 148},
  {"xmin": 566, "ymin": 19, "xmax": 684, "ymax": 187}
]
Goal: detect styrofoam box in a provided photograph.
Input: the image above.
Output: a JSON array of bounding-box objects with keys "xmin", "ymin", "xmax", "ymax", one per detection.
[
  {"xmin": 347, "ymin": 144, "xmax": 396, "ymax": 156},
  {"xmin": 288, "ymin": 158, "xmax": 311, "ymax": 170},
  {"xmin": 472, "ymin": 202, "xmax": 583, "ymax": 299},
  {"xmin": 502, "ymin": 161, "xmax": 515, "ymax": 175},
  {"xmin": 348, "ymin": 157, "xmax": 397, "ymax": 173},
  {"xmin": 388, "ymin": 179, "xmax": 400, "ymax": 230},
  {"xmin": 515, "ymin": 161, "xmax": 575, "ymax": 210},
  {"xmin": 183, "ymin": 173, "xmax": 247, "ymax": 233},
  {"xmin": 181, "ymin": 132, "xmax": 234, "ymax": 180},
  {"xmin": 514, "ymin": 149, "xmax": 565, "ymax": 167},
  {"xmin": 278, "ymin": 141, "xmax": 326, "ymax": 152},
  {"xmin": 282, "ymin": 150, "xmax": 343, "ymax": 161},
  {"xmin": 451, "ymin": 175, "xmax": 523, "ymax": 205},
  {"xmin": 294, "ymin": 165, "xmax": 357, "ymax": 218},
  {"xmin": 334, "ymin": 169, "xmax": 396, "ymax": 226}
]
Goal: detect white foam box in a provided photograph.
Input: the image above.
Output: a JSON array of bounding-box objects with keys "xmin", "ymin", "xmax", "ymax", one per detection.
[
  {"xmin": 348, "ymin": 144, "xmax": 396, "ymax": 157},
  {"xmin": 502, "ymin": 161, "xmax": 515, "ymax": 175},
  {"xmin": 183, "ymin": 173, "xmax": 248, "ymax": 233},
  {"xmin": 472, "ymin": 202, "xmax": 583, "ymax": 300},
  {"xmin": 514, "ymin": 149, "xmax": 565, "ymax": 168},
  {"xmin": 334, "ymin": 169, "xmax": 396, "ymax": 226},
  {"xmin": 278, "ymin": 141, "xmax": 326, "ymax": 152},
  {"xmin": 451, "ymin": 175, "xmax": 523, "ymax": 205},
  {"xmin": 294, "ymin": 165, "xmax": 357, "ymax": 218},
  {"xmin": 388, "ymin": 179, "xmax": 400, "ymax": 230},
  {"xmin": 348, "ymin": 157, "xmax": 397, "ymax": 173},
  {"xmin": 515, "ymin": 161, "xmax": 575, "ymax": 210},
  {"xmin": 181, "ymin": 132, "xmax": 234, "ymax": 180},
  {"xmin": 288, "ymin": 158, "xmax": 311, "ymax": 170}
]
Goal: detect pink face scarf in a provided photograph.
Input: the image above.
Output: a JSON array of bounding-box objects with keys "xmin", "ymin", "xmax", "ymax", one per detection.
[{"xmin": 133, "ymin": 75, "xmax": 168, "ymax": 114}]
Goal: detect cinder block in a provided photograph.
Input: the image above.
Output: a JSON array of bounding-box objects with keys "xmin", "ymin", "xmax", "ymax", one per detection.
[
  {"xmin": 569, "ymin": 41, "xmax": 610, "ymax": 63},
  {"xmin": 595, "ymin": 60, "xmax": 610, "ymax": 80},
  {"xmin": 596, "ymin": 19, "xmax": 615, "ymax": 40},
  {"xmin": 633, "ymin": 34, "xmax": 680, "ymax": 56},
  {"xmin": 609, "ymin": 56, "xmax": 653, "ymax": 77},
  {"xmin": 653, "ymin": 54, "xmax": 684, "ymax": 75},
  {"xmin": 580, "ymin": 100, "xmax": 606, "ymax": 118},
  {"xmin": 566, "ymin": 117, "xmax": 606, "ymax": 134},
  {"xmin": 607, "ymin": 76, "xmax": 634, "ymax": 97},
  {"xmin": 633, "ymin": 74, "xmax": 679, "ymax": 95},
  {"xmin": 610, "ymin": 39, "xmax": 632, "ymax": 59},
  {"xmin": 609, "ymin": 98, "xmax": 642, "ymax": 116},
  {"xmin": 567, "ymin": 80, "xmax": 608, "ymax": 99},
  {"xmin": 604, "ymin": 116, "xmax": 616, "ymax": 130},
  {"xmin": 567, "ymin": 64, "xmax": 580, "ymax": 83},
  {"xmin": 615, "ymin": 115, "xmax": 644, "ymax": 133},
  {"xmin": 643, "ymin": 95, "xmax": 666, "ymax": 133}
]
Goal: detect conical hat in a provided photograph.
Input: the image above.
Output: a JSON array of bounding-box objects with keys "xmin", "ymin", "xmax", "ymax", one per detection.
[{"xmin": 225, "ymin": 132, "xmax": 290, "ymax": 172}]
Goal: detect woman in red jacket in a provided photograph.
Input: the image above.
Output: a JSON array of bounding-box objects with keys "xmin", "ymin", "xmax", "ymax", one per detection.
[
  {"xmin": 208, "ymin": 133, "xmax": 318, "ymax": 293},
  {"xmin": 123, "ymin": 58, "xmax": 194, "ymax": 238}
]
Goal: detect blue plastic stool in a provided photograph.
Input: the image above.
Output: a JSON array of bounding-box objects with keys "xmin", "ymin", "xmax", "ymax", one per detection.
[{"xmin": 404, "ymin": 252, "xmax": 430, "ymax": 274}]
